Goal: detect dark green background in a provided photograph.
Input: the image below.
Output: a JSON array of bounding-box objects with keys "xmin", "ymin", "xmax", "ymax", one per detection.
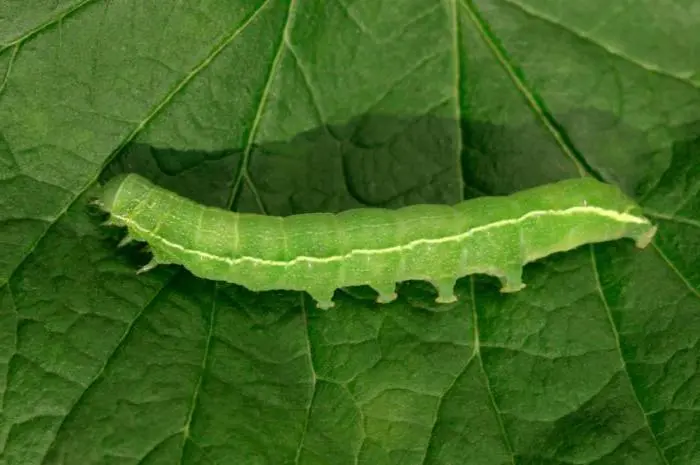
[{"xmin": 1, "ymin": 1, "xmax": 698, "ymax": 464}]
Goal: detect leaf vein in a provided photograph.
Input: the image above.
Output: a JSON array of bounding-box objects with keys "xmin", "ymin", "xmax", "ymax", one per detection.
[
  {"xmin": 228, "ymin": 0, "xmax": 295, "ymax": 211},
  {"xmin": 471, "ymin": 277, "xmax": 517, "ymax": 465},
  {"xmin": 418, "ymin": 353, "xmax": 477, "ymax": 465},
  {"xmin": 459, "ymin": 0, "xmax": 590, "ymax": 177},
  {"xmin": 644, "ymin": 209, "xmax": 700, "ymax": 229},
  {"xmin": 0, "ymin": 0, "xmax": 98, "ymax": 51},
  {"xmin": 177, "ymin": 282, "xmax": 218, "ymax": 465},
  {"xmin": 0, "ymin": 43, "xmax": 19, "ymax": 97},
  {"xmin": 451, "ymin": 0, "xmax": 465, "ymax": 199},
  {"xmin": 361, "ymin": 50, "xmax": 445, "ymax": 119},
  {"xmin": 590, "ymin": 246, "xmax": 672, "ymax": 465},
  {"xmin": 500, "ymin": 0, "xmax": 700, "ymax": 91},
  {"xmin": 294, "ymin": 293, "xmax": 318, "ymax": 465},
  {"xmin": 284, "ymin": 32, "xmax": 329, "ymax": 127},
  {"xmin": 651, "ymin": 242, "xmax": 700, "ymax": 300},
  {"xmin": 38, "ymin": 273, "xmax": 178, "ymax": 464},
  {"xmin": 2, "ymin": 0, "xmax": 271, "ymax": 290},
  {"xmin": 0, "ymin": 283, "xmax": 17, "ymax": 416}
]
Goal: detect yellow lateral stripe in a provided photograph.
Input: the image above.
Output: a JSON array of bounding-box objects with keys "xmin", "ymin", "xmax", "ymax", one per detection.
[{"xmin": 112, "ymin": 206, "xmax": 650, "ymax": 267}]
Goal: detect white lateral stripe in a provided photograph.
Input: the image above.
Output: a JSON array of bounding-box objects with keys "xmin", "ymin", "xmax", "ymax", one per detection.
[{"xmin": 112, "ymin": 206, "xmax": 650, "ymax": 267}]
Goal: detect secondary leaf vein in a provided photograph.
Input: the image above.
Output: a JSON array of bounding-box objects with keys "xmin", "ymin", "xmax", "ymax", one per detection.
[
  {"xmin": 0, "ymin": 43, "xmax": 19, "ymax": 97},
  {"xmin": 0, "ymin": 0, "xmax": 98, "ymax": 51},
  {"xmin": 459, "ymin": 0, "xmax": 590, "ymax": 177},
  {"xmin": 38, "ymin": 274, "xmax": 178, "ymax": 464},
  {"xmin": 294, "ymin": 293, "xmax": 318, "ymax": 465},
  {"xmin": 227, "ymin": 0, "xmax": 294, "ymax": 211},
  {"xmin": 0, "ymin": 283, "xmax": 17, "ymax": 414},
  {"xmin": 471, "ymin": 277, "xmax": 517, "ymax": 465},
  {"xmin": 178, "ymin": 282, "xmax": 218, "ymax": 465},
  {"xmin": 651, "ymin": 243, "xmax": 700, "ymax": 300},
  {"xmin": 3, "ymin": 0, "xmax": 271, "ymax": 290},
  {"xmin": 500, "ymin": 0, "xmax": 700, "ymax": 90},
  {"xmin": 590, "ymin": 246, "xmax": 672, "ymax": 465},
  {"xmin": 450, "ymin": 0, "xmax": 466, "ymax": 199},
  {"xmin": 644, "ymin": 209, "xmax": 700, "ymax": 229}
]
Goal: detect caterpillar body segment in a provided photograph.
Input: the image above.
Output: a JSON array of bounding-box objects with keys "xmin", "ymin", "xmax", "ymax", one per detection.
[{"xmin": 97, "ymin": 174, "xmax": 657, "ymax": 309}]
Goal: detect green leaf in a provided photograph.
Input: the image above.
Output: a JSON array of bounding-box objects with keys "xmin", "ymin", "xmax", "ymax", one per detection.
[{"xmin": 1, "ymin": 1, "xmax": 698, "ymax": 464}]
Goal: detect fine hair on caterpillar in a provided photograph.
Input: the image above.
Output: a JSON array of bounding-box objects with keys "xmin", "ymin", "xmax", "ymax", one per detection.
[{"xmin": 94, "ymin": 173, "xmax": 657, "ymax": 309}]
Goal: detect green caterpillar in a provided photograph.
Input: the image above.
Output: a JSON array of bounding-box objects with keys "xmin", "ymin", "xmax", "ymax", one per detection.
[{"xmin": 95, "ymin": 173, "xmax": 657, "ymax": 309}]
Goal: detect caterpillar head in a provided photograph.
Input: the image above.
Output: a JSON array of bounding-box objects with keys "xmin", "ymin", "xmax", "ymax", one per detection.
[{"xmin": 95, "ymin": 173, "xmax": 131, "ymax": 213}]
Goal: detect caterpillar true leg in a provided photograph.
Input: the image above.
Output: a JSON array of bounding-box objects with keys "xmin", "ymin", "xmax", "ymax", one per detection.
[{"xmin": 431, "ymin": 278, "xmax": 458, "ymax": 303}]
